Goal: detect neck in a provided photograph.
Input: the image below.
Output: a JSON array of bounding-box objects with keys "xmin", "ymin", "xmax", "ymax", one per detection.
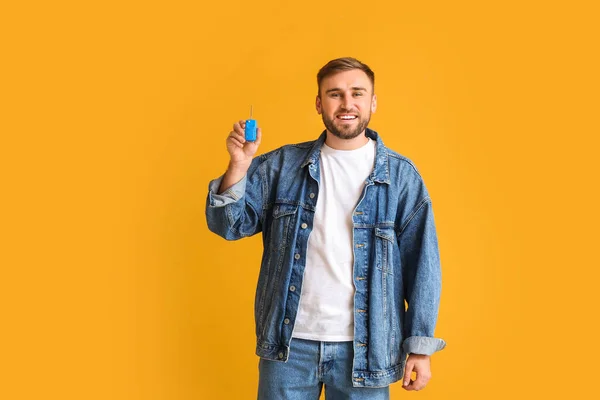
[{"xmin": 325, "ymin": 131, "xmax": 369, "ymax": 150}]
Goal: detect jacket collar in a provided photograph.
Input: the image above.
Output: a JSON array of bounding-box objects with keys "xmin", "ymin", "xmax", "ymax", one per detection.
[{"xmin": 301, "ymin": 128, "xmax": 391, "ymax": 184}]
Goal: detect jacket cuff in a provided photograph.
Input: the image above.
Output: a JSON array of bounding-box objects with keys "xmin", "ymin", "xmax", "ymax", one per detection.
[
  {"xmin": 402, "ymin": 336, "xmax": 446, "ymax": 355},
  {"xmin": 207, "ymin": 175, "xmax": 247, "ymax": 207}
]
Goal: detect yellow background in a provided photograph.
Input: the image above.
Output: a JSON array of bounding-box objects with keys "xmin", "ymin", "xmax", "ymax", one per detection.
[{"xmin": 1, "ymin": 1, "xmax": 599, "ymax": 399}]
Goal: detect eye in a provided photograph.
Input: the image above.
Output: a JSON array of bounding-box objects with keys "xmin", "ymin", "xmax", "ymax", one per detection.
[
  {"xmin": 353, "ymin": 92, "xmax": 363, "ymax": 97},
  {"xmin": 330, "ymin": 93, "xmax": 340, "ymax": 98}
]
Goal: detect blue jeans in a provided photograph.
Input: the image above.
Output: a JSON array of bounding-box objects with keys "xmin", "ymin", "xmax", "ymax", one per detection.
[{"xmin": 258, "ymin": 338, "xmax": 390, "ymax": 399}]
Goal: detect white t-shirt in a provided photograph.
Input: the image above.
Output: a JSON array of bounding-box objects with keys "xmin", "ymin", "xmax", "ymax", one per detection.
[{"xmin": 292, "ymin": 137, "xmax": 376, "ymax": 341}]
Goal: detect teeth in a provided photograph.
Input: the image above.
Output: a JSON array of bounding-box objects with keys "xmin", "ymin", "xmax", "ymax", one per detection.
[{"xmin": 339, "ymin": 115, "xmax": 356, "ymax": 120}]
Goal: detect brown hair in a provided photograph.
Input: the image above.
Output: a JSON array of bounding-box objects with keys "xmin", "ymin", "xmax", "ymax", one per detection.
[{"xmin": 317, "ymin": 57, "xmax": 375, "ymax": 97}]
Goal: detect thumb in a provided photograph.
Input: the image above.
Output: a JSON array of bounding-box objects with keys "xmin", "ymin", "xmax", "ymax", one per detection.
[
  {"xmin": 255, "ymin": 127, "xmax": 262, "ymax": 146},
  {"xmin": 403, "ymin": 362, "xmax": 414, "ymax": 387}
]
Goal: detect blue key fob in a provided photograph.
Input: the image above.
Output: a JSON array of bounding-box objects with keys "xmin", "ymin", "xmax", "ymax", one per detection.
[{"xmin": 245, "ymin": 119, "xmax": 257, "ymax": 142}]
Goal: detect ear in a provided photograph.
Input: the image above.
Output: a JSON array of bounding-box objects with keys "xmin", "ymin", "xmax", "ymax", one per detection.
[
  {"xmin": 316, "ymin": 95, "xmax": 322, "ymax": 115},
  {"xmin": 371, "ymin": 94, "xmax": 377, "ymax": 113}
]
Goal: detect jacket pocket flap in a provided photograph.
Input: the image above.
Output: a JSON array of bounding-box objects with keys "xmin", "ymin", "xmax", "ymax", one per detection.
[
  {"xmin": 374, "ymin": 227, "xmax": 396, "ymax": 242},
  {"xmin": 273, "ymin": 203, "xmax": 298, "ymax": 219}
]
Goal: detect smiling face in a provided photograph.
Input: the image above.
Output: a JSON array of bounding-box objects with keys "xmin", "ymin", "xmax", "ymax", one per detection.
[{"xmin": 316, "ymin": 69, "xmax": 377, "ymax": 140}]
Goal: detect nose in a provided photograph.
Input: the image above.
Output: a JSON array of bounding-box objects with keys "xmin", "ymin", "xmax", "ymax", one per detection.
[{"xmin": 340, "ymin": 95, "xmax": 353, "ymax": 110}]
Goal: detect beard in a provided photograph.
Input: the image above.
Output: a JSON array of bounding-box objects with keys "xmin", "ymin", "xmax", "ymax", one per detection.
[{"xmin": 322, "ymin": 112, "xmax": 371, "ymax": 140}]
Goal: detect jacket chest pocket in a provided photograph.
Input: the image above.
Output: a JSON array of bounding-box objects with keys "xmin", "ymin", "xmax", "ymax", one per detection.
[
  {"xmin": 375, "ymin": 227, "xmax": 396, "ymax": 275},
  {"xmin": 269, "ymin": 203, "xmax": 299, "ymax": 250}
]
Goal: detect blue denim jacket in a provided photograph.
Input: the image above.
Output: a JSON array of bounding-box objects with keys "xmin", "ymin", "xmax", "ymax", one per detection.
[{"xmin": 206, "ymin": 128, "xmax": 446, "ymax": 388}]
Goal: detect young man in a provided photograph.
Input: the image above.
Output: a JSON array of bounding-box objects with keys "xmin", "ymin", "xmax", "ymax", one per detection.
[{"xmin": 206, "ymin": 57, "xmax": 446, "ymax": 399}]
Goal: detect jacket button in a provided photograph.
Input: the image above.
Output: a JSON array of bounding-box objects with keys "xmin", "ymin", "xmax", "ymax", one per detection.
[
  {"xmin": 278, "ymin": 352, "xmax": 284, "ymax": 359},
  {"xmin": 294, "ymin": 253, "xmax": 300, "ymax": 260},
  {"xmin": 284, "ymin": 318, "xmax": 290, "ymax": 324},
  {"xmin": 309, "ymin": 193, "xmax": 315, "ymax": 199},
  {"xmin": 301, "ymin": 223, "xmax": 308, "ymax": 229},
  {"xmin": 290, "ymin": 285, "xmax": 296, "ymax": 292}
]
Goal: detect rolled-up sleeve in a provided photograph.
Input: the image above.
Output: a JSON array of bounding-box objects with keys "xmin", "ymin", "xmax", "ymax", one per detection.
[
  {"xmin": 399, "ymin": 198, "xmax": 446, "ymax": 356},
  {"xmin": 205, "ymin": 159, "xmax": 265, "ymax": 241},
  {"xmin": 207, "ymin": 175, "xmax": 247, "ymax": 207}
]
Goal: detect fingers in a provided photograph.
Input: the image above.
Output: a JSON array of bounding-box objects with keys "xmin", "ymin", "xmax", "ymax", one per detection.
[
  {"xmin": 230, "ymin": 120, "xmax": 261, "ymax": 143},
  {"xmin": 402, "ymin": 362, "xmax": 414, "ymax": 388},
  {"xmin": 228, "ymin": 136, "xmax": 244, "ymax": 148},
  {"xmin": 403, "ymin": 373, "xmax": 430, "ymax": 391},
  {"xmin": 227, "ymin": 119, "xmax": 261, "ymax": 152},
  {"xmin": 233, "ymin": 120, "xmax": 246, "ymax": 136},
  {"xmin": 402, "ymin": 362, "xmax": 432, "ymax": 391},
  {"xmin": 254, "ymin": 127, "xmax": 262, "ymax": 146},
  {"xmin": 226, "ymin": 129, "xmax": 246, "ymax": 149},
  {"xmin": 229, "ymin": 130, "xmax": 246, "ymax": 144}
]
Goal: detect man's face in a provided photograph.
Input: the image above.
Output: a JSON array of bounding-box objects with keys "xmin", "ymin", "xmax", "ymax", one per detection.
[{"xmin": 316, "ymin": 69, "xmax": 377, "ymax": 140}]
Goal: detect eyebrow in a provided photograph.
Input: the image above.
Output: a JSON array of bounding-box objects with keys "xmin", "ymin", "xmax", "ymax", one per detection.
[{"xmin": 325, "ymin": 86, "xmax": 368, "ymax": 94}]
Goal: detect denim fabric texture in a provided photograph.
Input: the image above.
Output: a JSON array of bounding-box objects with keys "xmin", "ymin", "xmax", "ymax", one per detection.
[
  {"xmin": 206, "ymin": 129, "xmax": 446, "ymax": 388},
  {"xmin": 258, "ymin": 338, "xmax": 390, "ymax": 399}
]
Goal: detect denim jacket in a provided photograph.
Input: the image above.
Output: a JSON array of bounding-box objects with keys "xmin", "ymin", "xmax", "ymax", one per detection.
[{"xmin": 206, "ymin": 128, "xmax": 446, "ymax": 387}]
